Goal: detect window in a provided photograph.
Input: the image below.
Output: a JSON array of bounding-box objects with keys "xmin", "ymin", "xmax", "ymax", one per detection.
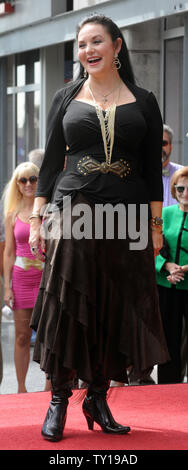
[
  {"xmin": 66, "ymin": 0, "xmax": 73, "ymax": 11},
  {"xmin": 7, "ymin": 49, "xmax": 40, "ymax": 165},
  {"xmin": 64, "ymin": 41, "xmax": 73, "ymax": 83},
  {"xmin": 164, "ymin": 38, "xmax": 183, "ymax": 164}
]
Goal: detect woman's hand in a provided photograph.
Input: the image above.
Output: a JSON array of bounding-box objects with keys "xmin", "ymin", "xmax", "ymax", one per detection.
[
  {"xmin": 165, "ymin": 262, "xmax": 185, "ymax": 284},
  {"xmin": 165, "ymin": 262, "xmax": 184, "ymax": 275},
  {"xmin": 167, "ymin": 272, "xmax": 184, "ymax": 284},
  {"xmin": 151, "ymin": 229, "xmax": 163, "ymax": 257},
  {"xmin": 29, "ymin": 218, "xmax": 45, "ymax": 259},
  {"xmin": 4, "ymin": 287, "xmax": 14, "ymax": 309}
]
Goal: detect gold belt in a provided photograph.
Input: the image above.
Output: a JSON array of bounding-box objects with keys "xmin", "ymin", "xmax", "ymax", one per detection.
[
  {"xmin": 77, "ymin": 156, "xmax": 131, "ymax": 178},
  {"xmin": 14, "ymin": 256, "xmax": 44, "ymax": 271}
]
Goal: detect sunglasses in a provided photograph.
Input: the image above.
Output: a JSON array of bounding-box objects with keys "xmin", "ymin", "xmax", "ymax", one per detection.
[
  {"xmin": 162, "ymin": 140, "xmax": 170, "ymax": 147},
  {"xmin": 175, "ymin": 185, "xmax": 188, "ymax": 193},
  {"xmin": 18, "ymin": 175, "xmax": 38, "ymax": 184}
]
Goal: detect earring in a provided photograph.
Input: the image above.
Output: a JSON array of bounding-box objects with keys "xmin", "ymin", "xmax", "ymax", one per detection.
[
  {"xmin": 83, "ymin": 68, "xmax": 88, "ymax": 78},
  {"xmin": 113, "ymin": 54, "xmax": 121, "ymax": 70}
]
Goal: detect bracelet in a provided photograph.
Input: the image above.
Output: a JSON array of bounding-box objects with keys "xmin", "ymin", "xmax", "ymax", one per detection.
[
  {"xmin": 29, "ymin": 213, "xmax": 42, "ymax": 220},
  {"xmin": 151, "ymin": 227, "xmax": 162, "ymax": 234},
  {"xmin": 150, "ymin": 216, "xmax": 163, "ymax": 226}
]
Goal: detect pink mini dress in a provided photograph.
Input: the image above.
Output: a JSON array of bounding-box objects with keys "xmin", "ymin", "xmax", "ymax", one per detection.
[{"xmin": 12, "ymin": 218, "xmax": 43, "ymax": 310}]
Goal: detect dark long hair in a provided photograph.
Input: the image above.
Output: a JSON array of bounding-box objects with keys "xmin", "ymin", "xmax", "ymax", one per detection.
[{"xmin": 76, "ymin": 14, "xmax": 135, "ymax": 85}]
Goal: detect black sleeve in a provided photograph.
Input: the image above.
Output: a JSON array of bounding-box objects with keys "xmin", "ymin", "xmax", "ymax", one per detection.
[
  {"xmin": 141, "ymin": 92, "xmax": 163, "ymax": 202},
  {"xmin": 159, "ymin": 234, "xmax": 170, "ymax": 259},
  {"xmin": 35, "ymin": 90, "xmax": 66, "ymax": 201}
]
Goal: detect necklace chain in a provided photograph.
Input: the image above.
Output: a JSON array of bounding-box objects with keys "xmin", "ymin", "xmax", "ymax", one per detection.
[
  {"xmin": 88, "ymin": 83, "xmax": 121, "ymax": 166},
  {"xmin": 92, "ymin": 82, "xmax": 121, "ymax": 103}
]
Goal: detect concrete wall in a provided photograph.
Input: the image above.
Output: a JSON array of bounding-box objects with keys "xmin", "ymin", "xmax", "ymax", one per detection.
[
  {"xmin": 74, "ymin": 0, "xmax": 109, "ymax": 9},
  {"xmin": 124, "ymin": 20, "xmax": 161, "ymax": 101},
  {"xmin": 0, "ymin": 0, "xmax": 51, "ymax": 33},
  {"xmin": 0, "ymin": 0, "xmax": 69, "ymax": 34}
]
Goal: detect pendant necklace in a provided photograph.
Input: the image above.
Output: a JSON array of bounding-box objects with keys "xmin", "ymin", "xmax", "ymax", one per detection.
[
  {"xmin": 88, "ymin": 83, "xmax": 121, "ymax": 167},
  {"xmin": 95, "ymin": 83, "xmax": 122, "ymax": 103}
]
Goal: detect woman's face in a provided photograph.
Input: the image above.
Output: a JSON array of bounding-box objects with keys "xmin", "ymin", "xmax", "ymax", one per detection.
[
  {"xmin": 17, "ymin": 173, "xmax": 38, "ymax": 199},
  {"xmin": 77, "ymin": 23, "xmax": 122, "ymax": 78},
  {"xmin": 175, "ymin": 176, "xmax": 188, "ymax": 209}
]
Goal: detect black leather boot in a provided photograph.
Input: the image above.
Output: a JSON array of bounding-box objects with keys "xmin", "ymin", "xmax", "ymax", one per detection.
[
  {"xmin": 41, "ymin": 370, "xmax": 73, "ymax": 442},
  {"xmin": 82, "ymin": 373, "xmax": 130, "ymax": 434},
  {"xmin": 83, "ymin": 391, "xmax": 130, "ymax": 434}
]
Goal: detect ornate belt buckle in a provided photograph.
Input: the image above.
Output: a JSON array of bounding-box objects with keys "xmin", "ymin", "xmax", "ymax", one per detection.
[
  {"xmin": 77, "ymin": 156, "xmax": 101, "ymax": 175},
  {"xmin": 100, "ymin": 162, "xmax": 110, "ymax": 173},
  {"xmin": 77, "ymin": 156, "xmax": 131, "ymax": 178}
]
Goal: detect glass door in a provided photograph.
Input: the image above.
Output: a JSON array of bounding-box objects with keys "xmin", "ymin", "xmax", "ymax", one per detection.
[
  {"xmin": 7, "ymin": 49, "xmax": 41, "ymax": 166},
  {"xmin": 164, "ymin": 37, "xmax": 183, "ymax": 164}
]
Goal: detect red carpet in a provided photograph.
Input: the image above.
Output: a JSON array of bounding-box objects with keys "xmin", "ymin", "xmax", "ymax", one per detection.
[{"xmin": 0, "ymin": 384, "xmax": 188, "ymax": 450}]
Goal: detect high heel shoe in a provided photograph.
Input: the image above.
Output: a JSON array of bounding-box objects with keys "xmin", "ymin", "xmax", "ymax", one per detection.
[
  {"xmin": 41, "ymin": 394, "xmax": 68, "ymax": 441},
  {"xmin": 82, "ymin": 392, "xmax": 131, "ymax": 434},
  {"xmin": 41, "ymin": 370, "xmax": 73, "ymax": 441}
]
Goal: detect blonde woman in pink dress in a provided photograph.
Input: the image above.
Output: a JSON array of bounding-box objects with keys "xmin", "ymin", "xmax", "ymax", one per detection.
[{"xmin": 3, "ymin": 162, "xmax": 49, "ymax": 393}]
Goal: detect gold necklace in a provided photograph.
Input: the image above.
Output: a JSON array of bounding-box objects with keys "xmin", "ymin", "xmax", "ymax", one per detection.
[
  {"xmin": 92, "ymin": 82, "xmax": 122, "ymax": 103},
  {"xmin": 88, "ymin": 83, "xmax": 121, "ymax": 167}
]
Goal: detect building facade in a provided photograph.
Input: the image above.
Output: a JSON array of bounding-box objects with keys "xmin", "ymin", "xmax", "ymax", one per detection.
[{"xmin": 0, "ymin": 0, "xmax": 188, "ymax": 193}]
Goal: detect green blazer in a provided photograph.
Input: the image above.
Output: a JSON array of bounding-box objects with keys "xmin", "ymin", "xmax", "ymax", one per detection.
[{"xmin": 155, "ymin": 204, "xmax": 188, "ymax": 289}]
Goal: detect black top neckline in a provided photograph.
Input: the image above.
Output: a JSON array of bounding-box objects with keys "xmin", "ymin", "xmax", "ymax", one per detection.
[{"xmin": 72, "ymin": 99, "xmax": 137, "ymax": 110}]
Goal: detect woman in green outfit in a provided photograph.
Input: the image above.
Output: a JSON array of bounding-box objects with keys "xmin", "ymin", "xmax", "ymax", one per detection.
[{"xmin": 155, "ymin": 166, "xmax": 188, "ymax": 384}]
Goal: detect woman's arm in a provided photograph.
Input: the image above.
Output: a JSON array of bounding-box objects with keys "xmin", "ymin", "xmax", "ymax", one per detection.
[
  {"xmin": 140, "ymin": 92, "xmax": 163, "ymax": 256},
  {"xmin": 150, "ymin": 201, "xmax": 163, "ymax": 256},
  {"xmin": 35, "ymin": 90, "xmax": 66, "ymax": 201},
  {"xmin": 3, "ymin": 213, "xmax": 16, "ymax": 307},
  {"xmin": 32, "ymin": 196, "xmax": 47, "ymax": 215},
  {"xmin": 150, "ymin": 201, "xmax": 162, "ymax": 220},
  {"xmin": 142, "ymin": 92, "xmax": 163, "ymax": 204},
  {"xmin": 29, "ymin": 90, "xmax": 67, "ymax": 253},
  {"xmin": 29, "ymin": 196, "xmax": 47, "ymax": 254}
]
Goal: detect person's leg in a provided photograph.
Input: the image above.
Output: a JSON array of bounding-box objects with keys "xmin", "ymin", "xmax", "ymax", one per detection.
[
  {"xmin": 42, "ymin": 368, "xmax": 74, "ymax": 441},
  {"xmin": 0, "ymin": 278, "xmax": 3, "ymax": 386},
  {"xmin": 180, "ymin": 318, "xmax": 187, "ymax": 381},
  {"xmin": 44, "ymin": 374, "xmax": 51, "ymax": 391},
  {"xmin": 82, "ymin": 367, "xmax": 130, "ymax": 434},
  {"xmin": 14, "ymin": 308, "xmax": 32, "ymax": 393},
  {"xmin": 0, "ymin": 309, "xmax": 3, "ymax": 386},
  {"xmin": 157, "ymin": 287, "xmax": 183, "ymax": 384},
  {"xmin": 183, "ymin": 293, "xmax": 188, "ymax": 383}
]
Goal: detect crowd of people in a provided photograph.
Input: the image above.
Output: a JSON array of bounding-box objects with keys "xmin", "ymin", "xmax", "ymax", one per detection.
[{"xmin": 0, "ymin": 14, "xmax": 187, "ymax": 443}]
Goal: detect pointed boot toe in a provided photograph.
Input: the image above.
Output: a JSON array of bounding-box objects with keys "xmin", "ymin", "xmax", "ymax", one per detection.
[
  {"xmin": 41, "ymin": 400, "xmax": 67, "ymax": 442},
  {"xmin": 82, "ymin": 394, "xmax": 130, "ymax": 434}
]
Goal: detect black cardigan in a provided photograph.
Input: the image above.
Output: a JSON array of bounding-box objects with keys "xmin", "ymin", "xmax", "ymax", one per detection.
[{"xmin": 36, "ymin": 78, "xmax": 163, "ymax": 203}]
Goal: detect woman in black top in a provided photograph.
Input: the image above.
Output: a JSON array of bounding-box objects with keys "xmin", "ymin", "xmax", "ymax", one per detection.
[{"xmin": 29, "ymin": 14, "xmax": 169, "ymax": 442}]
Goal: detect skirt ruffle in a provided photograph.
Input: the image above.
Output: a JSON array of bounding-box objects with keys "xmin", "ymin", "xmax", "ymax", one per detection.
[{"xmin": 31, "ymin": 193, "xmax": 169, "ymax": 383}]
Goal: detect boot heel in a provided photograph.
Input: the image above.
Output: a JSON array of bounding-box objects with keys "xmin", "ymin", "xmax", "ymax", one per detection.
[
  {"xmin": 82, "ymin": 394, "xmax": 130, "ymax": 435},
  {"xmin": 83, "ymin": 410, "xmax": 94, "ymax": 430}
]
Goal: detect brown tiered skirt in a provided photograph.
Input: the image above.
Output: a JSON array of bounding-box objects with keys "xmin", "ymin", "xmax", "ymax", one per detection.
[{"xmin": 31, "ymin": 193, "xmax": 169, "ymax": 383}]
